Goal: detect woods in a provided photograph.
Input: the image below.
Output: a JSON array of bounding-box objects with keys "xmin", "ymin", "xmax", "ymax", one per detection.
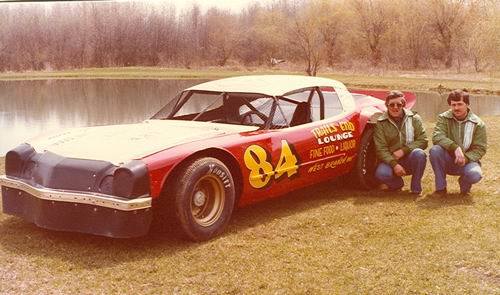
[{"xmin": 0, "ymin": 0, "xmax": 498, "ymax": 75}]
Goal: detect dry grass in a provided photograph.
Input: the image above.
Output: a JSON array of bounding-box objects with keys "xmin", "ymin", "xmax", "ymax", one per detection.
[{"xmin": 0, "ymin": 117, "xmax": 499, "ymax": 294}]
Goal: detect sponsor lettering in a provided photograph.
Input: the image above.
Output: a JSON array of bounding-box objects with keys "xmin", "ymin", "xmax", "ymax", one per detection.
[
  {"xmin": 325, "ymin": 155, "xmax": 354, "ymax": 169},
  {"xmin": 316, "ymin": 131, "xmax": 354, "ymax": 145},
  {"xmin": 311, "ymin": 123, "xmax": 338, "ymax": 139},
  {"xmin": 309, "ymin": 140, "xmax": 357, "ymax": 161},
  {"xmin": 309, "ymin": 148, "xmax": 323, "ymax": 159},
  {"xmin": 307, "ymin": 155, "xmax": 354, "ymax": 173},
  {"xmin": 311, "ymin": 121, "xmax": 356, "ymax": 145},
  {"xmin": 339, "ymin": 139, "xmax": 356, "ymax": 152}
]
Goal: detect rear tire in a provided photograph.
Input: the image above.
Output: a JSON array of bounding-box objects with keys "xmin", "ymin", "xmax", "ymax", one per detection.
[
  {"xmin": 354, "ymin": 127, "xmax": 379, "ymax": 189},
  {"xmin": 173, "ymin": 157, "xmax": 235, "ymax": 241}
]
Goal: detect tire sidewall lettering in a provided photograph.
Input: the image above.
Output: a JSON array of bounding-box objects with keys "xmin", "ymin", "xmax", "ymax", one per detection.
[{"xmin": 208, "ymin": 163, "xmax": 232, "ymax": 189}]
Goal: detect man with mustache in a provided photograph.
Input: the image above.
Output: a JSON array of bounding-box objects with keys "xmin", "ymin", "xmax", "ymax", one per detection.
[{"xmin": 429, "ymin": 89, "xmax": 487, "ymax": 195}]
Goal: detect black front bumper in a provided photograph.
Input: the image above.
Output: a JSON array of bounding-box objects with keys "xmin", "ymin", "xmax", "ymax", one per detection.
[{"xmin": 1, "ymin": 176, "xmax": 152, "ymax": 238}]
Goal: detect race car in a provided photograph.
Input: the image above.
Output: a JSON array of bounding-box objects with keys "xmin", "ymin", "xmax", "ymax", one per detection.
[{"xmin": 0, "ymin": 75, "xmax": 415, "ymax": 241}]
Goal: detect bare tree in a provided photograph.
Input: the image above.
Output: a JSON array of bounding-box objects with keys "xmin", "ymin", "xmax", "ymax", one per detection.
[
  {"xmin": 396, "ymin": 0, "xmax": 430, "ymax": 68},
  {"xmin": 0, "ymin": 5, "xmax": 12, "ymax": 71},
  {"xmin": 351, "ymin": 0, "xmax": 392, "ymax": 66},
  {"xmin": 205, "ymin": 8, "xmax": 241, "ymax": 66},
  {"xmin": 0, "ymin": 0, "xmax": 497, "ymax": 72},
  {"xmin": 428, "ymin": 0, "xmax": 467, "ymax": 68},
  {"xmin": 317, "ymin": 0, "xmax": 344, "ymax": 67},
  {"xmin": 237, "ymin": 7, "xmax": 289, "ymax": 66},
  {"xmin": 148, "ymin": 2, "xmax": 177, "ymax": 66},
  {"xmin": 465, "ymin": 0, "xmax": 500, "ymax": 71},
  {"xmin": 288, "ymin": 2, "xmax": 325, "ymax": 76}
]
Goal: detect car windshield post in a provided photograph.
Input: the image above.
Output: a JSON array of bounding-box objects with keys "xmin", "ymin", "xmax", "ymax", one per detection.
[
  {"xmin": 192, "ymin": 92, "xmax": 225, "ymax": 121},
  {"xmin": 168, "ymin": 91, "xmax": 194, "ymax": 119},
  {"xmin": 150, "ymin": 91, "xmax": 184, "ymax": 120}
]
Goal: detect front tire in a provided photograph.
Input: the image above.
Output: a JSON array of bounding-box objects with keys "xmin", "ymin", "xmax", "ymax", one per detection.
[
  {"xmin": 354, "ymin": 127, "xmax": 379, "ymax": 189},
  {"xmin": 173, "ymin": 157, "xmax": 235, "ymax": 241}
]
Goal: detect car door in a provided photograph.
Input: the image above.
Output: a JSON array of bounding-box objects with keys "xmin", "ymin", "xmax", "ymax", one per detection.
[{"xmin": 264, "ymin": 87, "xmax": 359, "ymax": 195}]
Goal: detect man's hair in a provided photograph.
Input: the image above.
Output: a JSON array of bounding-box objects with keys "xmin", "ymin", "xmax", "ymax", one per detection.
[
  {"xmin": 385, "ymin": 90, "xmax": 405, "ymax": 106},
  {"xmin": 447, "ymin": 89, "xmax": 470, "ymax": 105}
]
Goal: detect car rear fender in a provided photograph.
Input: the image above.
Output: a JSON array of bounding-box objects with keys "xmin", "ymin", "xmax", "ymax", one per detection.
[{"xmin": 359, "ymin": 107, "xmax": 383, "ymax": 134}]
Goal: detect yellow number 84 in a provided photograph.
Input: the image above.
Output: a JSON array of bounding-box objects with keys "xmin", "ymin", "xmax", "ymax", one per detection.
[{"xmin": 244, "ymin": 140, "xmax": 299, "ymax": 189}]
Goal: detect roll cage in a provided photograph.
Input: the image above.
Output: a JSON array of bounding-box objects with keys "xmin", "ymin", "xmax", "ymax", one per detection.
[{"xmin": 151, "ymin": 86, "xmax": 345, "ymax": 129}]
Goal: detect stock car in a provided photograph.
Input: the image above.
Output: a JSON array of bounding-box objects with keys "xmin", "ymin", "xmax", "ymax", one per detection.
[{"xmin": 0, "ymin": 75, "xmax": 416, "ymax": 241}]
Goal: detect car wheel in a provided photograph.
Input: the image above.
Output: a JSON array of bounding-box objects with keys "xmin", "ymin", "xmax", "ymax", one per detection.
[
  {"xmin": 173, "ymin": 157, "xmax": 235, "ymax": 241},
  {"xmin": 354, "ymin": 127, "xmax": 379, "ymax": 189}
]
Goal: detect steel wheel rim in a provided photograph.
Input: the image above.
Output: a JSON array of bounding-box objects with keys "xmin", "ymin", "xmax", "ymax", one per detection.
[{"xmin": 191, "ymin": 174, "xmax": 225, "ymax": 227}]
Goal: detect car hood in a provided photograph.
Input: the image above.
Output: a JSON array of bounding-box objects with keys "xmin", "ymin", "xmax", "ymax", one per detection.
[{"xmin": 29, "ymin": 120, "xmax": 258, "ymax": 165}]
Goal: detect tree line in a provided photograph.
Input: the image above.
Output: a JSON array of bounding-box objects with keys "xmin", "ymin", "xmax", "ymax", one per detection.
[{"xmin": 0, "ymin": 0, "xmax": 498, "ymax": 75}]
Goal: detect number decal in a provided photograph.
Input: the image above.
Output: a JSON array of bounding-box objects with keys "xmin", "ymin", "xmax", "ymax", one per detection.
[
  {"xmin": 244, "ymin": 140, "xmax": 299, "ymax": 189},
  {"xmin": 274, "ymin": 140, "xmax": 298, "ymax": 179},
  {"xmin": 244, "ymin": 145, "xmax": 274, "ymax": 189}
]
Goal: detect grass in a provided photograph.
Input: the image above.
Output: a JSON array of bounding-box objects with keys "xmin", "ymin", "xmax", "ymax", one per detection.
[
  {"xmin": 0, "ymin": 66, "xmax": 499, "ymax": 95},
  {"xmin": 0, "ymin": 117, "xmax": 499, "ymax": 294}
]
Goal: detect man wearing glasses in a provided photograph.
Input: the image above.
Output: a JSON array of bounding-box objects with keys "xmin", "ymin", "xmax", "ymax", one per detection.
[
  {"xmin": 429, "ymin": 89, "xmax": 487, "ymax": 195},
  {"xmin": 374, "ymin": 91, "xmax": 428, "ymax": 195}
]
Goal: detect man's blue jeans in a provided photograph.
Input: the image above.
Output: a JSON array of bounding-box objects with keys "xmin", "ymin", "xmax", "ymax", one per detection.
[
  {"xmin": 429, "ymin": 145, "xmax": 482, "ymax": 193},
  {"xmin": 375, "ymin": 148, "xmax": 427, "ymax": 193}
]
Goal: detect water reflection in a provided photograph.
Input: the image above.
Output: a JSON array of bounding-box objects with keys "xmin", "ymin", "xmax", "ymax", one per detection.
[
  {"xmin": 412, "ymin": 91, "xmax": 500, "ymax": 121},
  {"xmin": 0, "ymin": 79, "xmax": 206, "ymax": 155},
  {"xmin": 0, "ymin": 79, "xmax": 498, "ymax": 155}
]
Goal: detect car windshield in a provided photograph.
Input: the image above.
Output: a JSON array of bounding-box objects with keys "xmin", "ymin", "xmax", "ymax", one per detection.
[{"xmin": 151, "ymin": 90, "xmax": 314, "ymax": 129}]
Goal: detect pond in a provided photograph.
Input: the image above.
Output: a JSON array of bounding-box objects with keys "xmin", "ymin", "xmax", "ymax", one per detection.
[{"xmin": 0, "ymin": 79, "xmax": 499, "ymax": 155}]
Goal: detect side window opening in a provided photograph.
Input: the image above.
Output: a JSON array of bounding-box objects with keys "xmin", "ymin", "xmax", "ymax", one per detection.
[
  {"xmin": 286, "ymin": 88, "xmax": 327, "ymax": 122},
  {"xmin": 322, "ymin": 91, "xmax": 344, "ymax": 118}
]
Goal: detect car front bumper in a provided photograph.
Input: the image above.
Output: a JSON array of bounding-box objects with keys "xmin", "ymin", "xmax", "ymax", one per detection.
[{"xmin": 0, "ymin": 175, "xmax": 152, "ymax": 238}]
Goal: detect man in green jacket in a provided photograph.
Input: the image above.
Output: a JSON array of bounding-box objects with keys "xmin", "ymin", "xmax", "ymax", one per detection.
[
  {"xmin": 430, "ymin": 89, "xmax": 487, "ymax": 195},
  {"xmin": 374, "ymin": 91, "xmax": 428, "ymax": 195}
]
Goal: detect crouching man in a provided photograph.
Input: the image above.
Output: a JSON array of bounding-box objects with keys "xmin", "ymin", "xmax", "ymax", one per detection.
[
  {"xmin": 374, "ymin": 91, "xmax": 428, "ymax": 195},
  {"xmin": 430, "ymin": 89, "xmax": 487, "ymax": 195}
]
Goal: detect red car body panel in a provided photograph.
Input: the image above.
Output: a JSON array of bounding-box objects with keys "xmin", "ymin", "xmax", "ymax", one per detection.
[{"xmin": 141, "ymin": 102, "xmax": 380, "ymax": 207}]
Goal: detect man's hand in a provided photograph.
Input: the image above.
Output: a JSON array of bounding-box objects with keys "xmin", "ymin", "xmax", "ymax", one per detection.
[
  {"xmin": 392, "ymin": 149, "xmax": 405, "ymax": 160},
  {"xmin": 454, "ymin": 147, "xmax": 466, "ymax": 166},
  {"xmin": 393, "ymin": 164, "xmax": 406, "ymax": 177}
]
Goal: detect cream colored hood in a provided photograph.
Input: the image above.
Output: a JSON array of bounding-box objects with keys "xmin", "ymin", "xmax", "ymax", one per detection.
[{"xmin": 29, "ymin": 120, "xmax": 257, "ymax": 165}]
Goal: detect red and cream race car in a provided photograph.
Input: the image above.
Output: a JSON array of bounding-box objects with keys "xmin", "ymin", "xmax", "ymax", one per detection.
[{"xmin": 0, "ymin": 75, "xmax": 415, "ymax": 241}]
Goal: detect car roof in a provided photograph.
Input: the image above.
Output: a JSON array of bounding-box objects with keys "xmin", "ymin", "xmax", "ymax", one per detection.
[{"xmin": 186, "ymin": 75, "xmax": 348, "ymax": 96}]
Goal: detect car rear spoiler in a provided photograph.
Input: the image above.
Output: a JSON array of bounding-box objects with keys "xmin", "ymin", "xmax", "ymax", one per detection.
[{"xmin": 348, "ymin": 89, "xmax": 417, "ymax": 109}]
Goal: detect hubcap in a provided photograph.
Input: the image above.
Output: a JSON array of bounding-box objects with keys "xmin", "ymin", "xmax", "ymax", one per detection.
[
  {"xmin": 191, "ymin": 174, "xmax": 225, "ymax": 227},
  {"xmin": 193, "ymin": 191, "xmax": 206, "ymax": 207}
]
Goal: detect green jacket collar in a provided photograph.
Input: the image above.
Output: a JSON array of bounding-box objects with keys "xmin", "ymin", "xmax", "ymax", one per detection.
[
  {"xmin": 378, "ymin": 108, "xmax": 415, "ymax": 121},
  {"xmin": 441, "ymin": 109, "xmax": 480, "ymax": 123}
]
